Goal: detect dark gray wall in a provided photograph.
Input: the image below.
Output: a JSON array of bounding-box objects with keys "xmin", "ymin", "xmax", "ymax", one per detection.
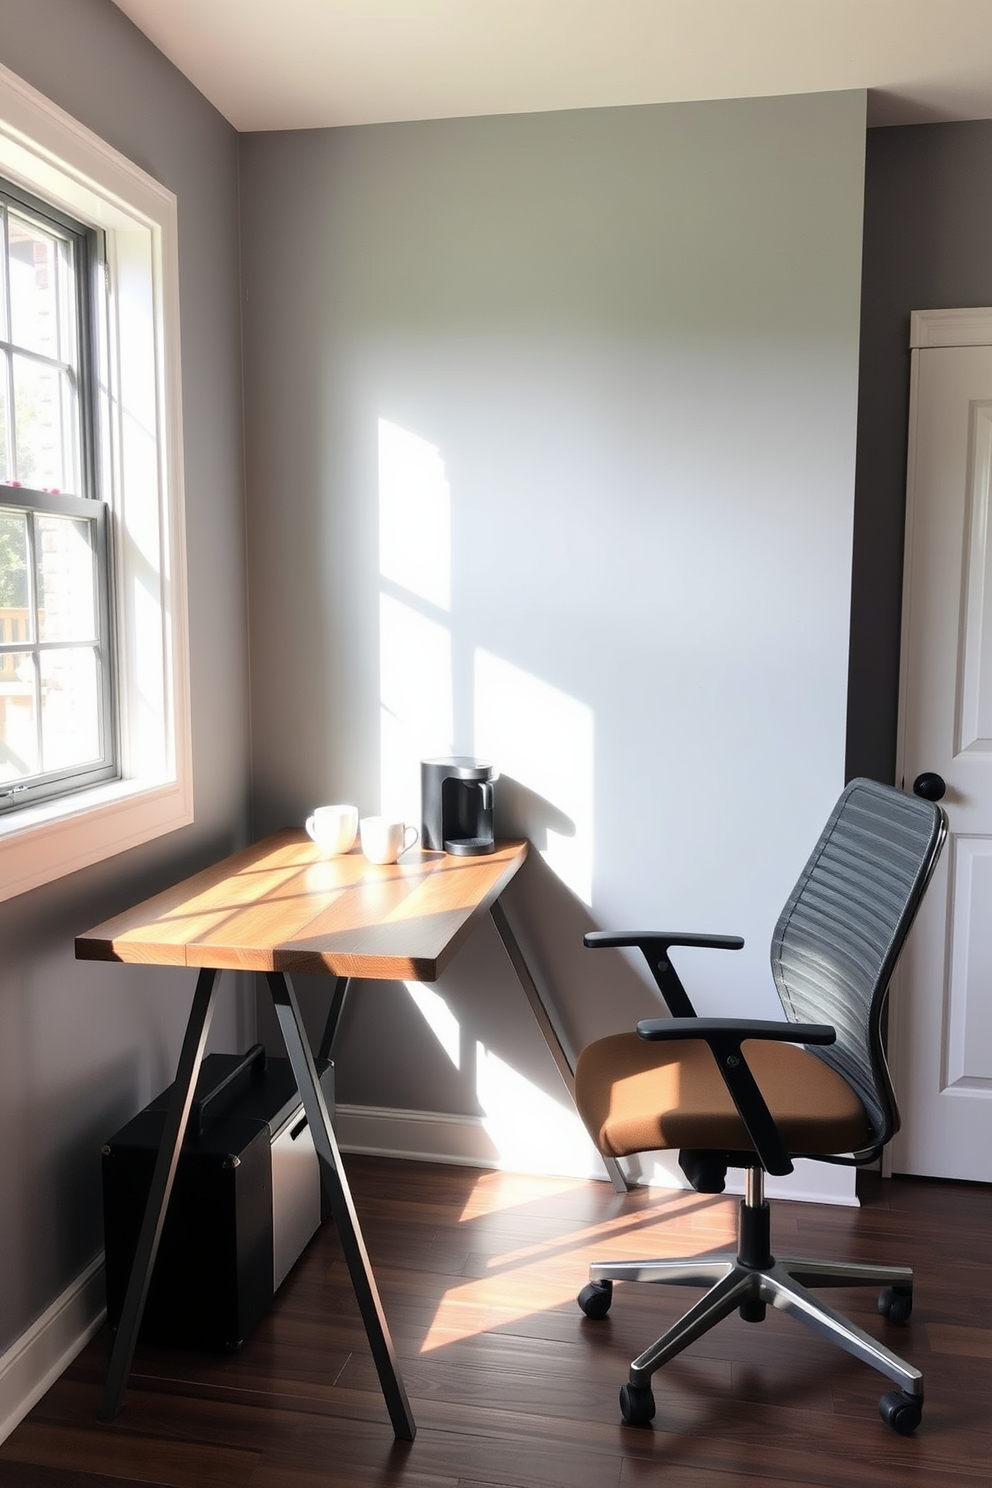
[
  {"xmin": 239, "ymin": 92, "xmax": 867, "ymax": 1197},
  {"xmin": 848, "ymin": 119, "xmax": 992, "ymax": 783},
  {"xmin": 0, "ymin": 0, "xmax": 250, "ymax": 1350}
]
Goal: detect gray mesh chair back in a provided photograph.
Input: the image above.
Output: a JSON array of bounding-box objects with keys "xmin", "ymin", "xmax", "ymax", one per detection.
[{"xmin": 771, "ymin": 777, "xmax": 946, "ymax": 1157}]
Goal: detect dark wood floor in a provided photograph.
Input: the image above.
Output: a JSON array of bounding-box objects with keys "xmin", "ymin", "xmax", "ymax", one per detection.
[{"xmin": 1, "ymin": 1158, "xmax": 989, "ymax": 1487}]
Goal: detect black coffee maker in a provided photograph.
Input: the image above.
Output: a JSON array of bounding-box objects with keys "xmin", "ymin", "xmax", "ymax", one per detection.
[{"xmin": 421, "ymin": 757, "xmax": 497, "ymax": 856}]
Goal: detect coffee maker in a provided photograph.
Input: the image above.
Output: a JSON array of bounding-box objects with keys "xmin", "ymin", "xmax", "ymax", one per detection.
[{"xmin": 421, "ymin": 757, "xmax": 497, "ymax": 856}]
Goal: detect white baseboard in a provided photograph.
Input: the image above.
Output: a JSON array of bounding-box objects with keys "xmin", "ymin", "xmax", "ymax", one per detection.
[
  {"xmin": 0, "ymin": 1256, "xmax": 106, "ymax": 1445},
  {"xmin": 333, "ymin": 1104, "xmax": 858, "ymax": 1204},
  {"xmin": 335, "ymin": 1101, "xmax": 591, "ymax": 1171}
]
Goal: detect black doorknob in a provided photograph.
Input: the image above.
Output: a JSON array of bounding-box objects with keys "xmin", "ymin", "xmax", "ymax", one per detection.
[{"xmin": 913, "ymin": 772, "xmax": 946, "ymax": 801}]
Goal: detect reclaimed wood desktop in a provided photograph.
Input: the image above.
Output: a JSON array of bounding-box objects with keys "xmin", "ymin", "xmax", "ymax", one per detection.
[{"xmin": 75, "ymin": 831, "xmax": 592, "ymax": 1441}]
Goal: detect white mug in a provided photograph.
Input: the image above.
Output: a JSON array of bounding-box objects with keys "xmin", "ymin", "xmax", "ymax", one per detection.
[
  {"xmin": 305, "ymin": 803, "xmax": 359, "ymax": 855},
  {"xmin": 360, "ymin": 816, "xmax": 419, "ymax": 865}
]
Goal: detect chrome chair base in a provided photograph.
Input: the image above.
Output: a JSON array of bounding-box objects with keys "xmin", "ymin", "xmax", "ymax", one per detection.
[
  {"xmin": 579, "ymin": 1171, "xmax": 923, "ymax": 1431},
  {"xmin": 587, "ymin": 1252, "xmax": 921, "ymax": 1395}
]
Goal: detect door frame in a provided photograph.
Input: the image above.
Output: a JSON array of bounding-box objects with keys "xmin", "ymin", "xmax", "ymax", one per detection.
[{"xmin": 889, "ymin": 305, "xmax": 992, "ymax": 1178}]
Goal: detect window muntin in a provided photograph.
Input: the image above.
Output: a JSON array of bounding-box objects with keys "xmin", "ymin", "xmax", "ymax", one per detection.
[
  {"xmin": 0, "ymin": 62, "xmax": 193, "ymax": 902},
  {"xmin": 0, "ymin": 180, "xmax": 115, "ymax": 812}
]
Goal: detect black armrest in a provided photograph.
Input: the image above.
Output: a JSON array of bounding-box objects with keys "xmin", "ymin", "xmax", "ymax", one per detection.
[
  {"xmin": 636, "ymin": 1017, "xmax": 835, "ymax": 1045},
  {"xmin": 584, "ymin": 931, "xmax": 745, "ymax": 952},
  {"xmin": 583, "ymin": 930, "xmax": 744, "ymax": 1018},
  {"xmin": 634, "ymin": 1017, "xmax": 837, "ymax": 1177}
]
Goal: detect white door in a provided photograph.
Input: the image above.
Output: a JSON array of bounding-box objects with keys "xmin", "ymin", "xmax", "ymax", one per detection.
[{"xmin": 891, "ymin": 308, "xmax": 992, "ymax": 1182}]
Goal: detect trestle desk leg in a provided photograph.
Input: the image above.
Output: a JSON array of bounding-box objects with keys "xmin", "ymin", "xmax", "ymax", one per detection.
[
  {"xmin": 99, "ymin": 966, "xmax": 221, "ymax": 1420},
  {"xmin": 489, "ymin": 899, "xmax": 631, "ymax": 1194},
  {"xmin": 317, "ymin": 974, "xmax": 351, "ymax": 1063},
  {"xmin": 266, "ymin": 971, "xmax": 416, "ymax": 1442}
]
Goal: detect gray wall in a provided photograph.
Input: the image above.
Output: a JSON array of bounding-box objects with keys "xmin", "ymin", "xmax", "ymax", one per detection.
[
  {"xmin": 0, "ymin": 0, "xmax": 250, "ymax": 1350},
  {"xmin": 848, "ymin": 118, "xmax": 992, "ymax": 783},
  {"xmin": 3, "ymin": 1, "xmax": 964, "ymax": 1362},
  {"xmin": 240, "ymin": 92, "xmax": 867, "ymax": 1164}
]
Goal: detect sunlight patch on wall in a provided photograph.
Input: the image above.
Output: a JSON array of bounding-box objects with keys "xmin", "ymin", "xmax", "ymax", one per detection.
[
  {"xmin": 377, "ymin": 420, "xmax": 599, "ymax": 1189},
  {"xmin": 378, "ymin": 418, "xmax": 454, "ymax": 816},
  {"xmin": 379, "ymin": 592, "xmax": 452, "ymax": 817},
  {"xmin": 475, "ymin": 1041, "xmax": 596, "ymax": 1177},
  {"xmin": 404, "ymin": 981, "xmax": 461, "ymax": 1069},
  {"xmin": 378, "ymin": 418, "xmax": 451, "ymax": 611},
  {"xmin": 474, "ymin": 650, "xmax": 594, "ymax": 905}
]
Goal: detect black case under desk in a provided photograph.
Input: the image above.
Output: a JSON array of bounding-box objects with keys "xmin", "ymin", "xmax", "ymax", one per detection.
[{"xmin": 102, "ymin": 1044, "xmax": 334, "ymax": 1350}]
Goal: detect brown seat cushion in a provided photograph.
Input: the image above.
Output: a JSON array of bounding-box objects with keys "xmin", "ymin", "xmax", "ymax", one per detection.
[{"xmin": 575, "ymin": 1031, "xmax": 871, "ymax": 1160}]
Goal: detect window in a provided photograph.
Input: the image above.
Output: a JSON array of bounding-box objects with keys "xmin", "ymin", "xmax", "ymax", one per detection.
[
  {"xmin": 0, "ymin": 62, "xmax": 192, "ymax": 902},
  {"xmin": 1, "ymin": 179, "xmax": 117, "ymax": 811}
]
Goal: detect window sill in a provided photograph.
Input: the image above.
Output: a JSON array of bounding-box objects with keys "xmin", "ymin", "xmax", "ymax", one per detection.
[{"xmin": 0, "ymin": 775, "xmax": 193, "ymax": 904}]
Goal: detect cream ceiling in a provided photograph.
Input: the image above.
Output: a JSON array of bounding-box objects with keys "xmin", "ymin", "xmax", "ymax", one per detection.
[{"xmin": 109, "ymin": 0, "xmax": 992, "ymax": 133}]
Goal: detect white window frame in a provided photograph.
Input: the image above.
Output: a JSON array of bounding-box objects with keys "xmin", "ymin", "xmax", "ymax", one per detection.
[{"xmin": 0, "ymin": 63, "xmax": 192, "ymax": 902}]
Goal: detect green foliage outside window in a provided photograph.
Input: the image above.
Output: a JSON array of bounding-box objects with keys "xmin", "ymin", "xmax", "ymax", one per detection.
[{"xmin": 0, "ymin": 509, "xmax": 28, "ymax": 608}]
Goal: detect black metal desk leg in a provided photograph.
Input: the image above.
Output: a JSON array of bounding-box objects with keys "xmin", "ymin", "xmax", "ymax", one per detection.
[
  {"xmin": 489, "ymin": 899, "xmax": 632, "ymax": 1194},
  {"xmin": 266, "ymin": 971, "xmax": 416, "ymax": 1442},
  {"xmin": 317, "ymin": 974, "xmax": 351, "ymax": 1063},
  {"xmin": 99, "ymin": 965, "xmax": 221, "ymax": 1420}
]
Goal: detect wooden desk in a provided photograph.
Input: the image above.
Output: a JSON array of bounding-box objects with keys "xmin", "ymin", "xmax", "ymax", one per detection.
[{"xmin": 76, "ymin": 834, "xmax": 605, "ymax": 1440}]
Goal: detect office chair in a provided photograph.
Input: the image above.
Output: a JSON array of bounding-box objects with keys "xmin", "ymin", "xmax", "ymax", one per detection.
[{"xmin": 574, "ymin": 778, "xmax": 946, "ymax": 1435}]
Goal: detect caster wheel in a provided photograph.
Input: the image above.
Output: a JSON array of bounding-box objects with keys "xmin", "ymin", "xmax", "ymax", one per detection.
[
  {"xmin": 879, "ymin": 1388, "xmax": 923, "ymax": 1435},
  {"xmin": 578, "ymin": 1280, "xmax": 613, "ymax": 1319},
  {"xmin": 878, "ymin": 1285, "xmax": 913, "ymax": 1325},
  {"xmin": 619, "ymin": 1382, "xmax": 656, "ymax": 1426}
]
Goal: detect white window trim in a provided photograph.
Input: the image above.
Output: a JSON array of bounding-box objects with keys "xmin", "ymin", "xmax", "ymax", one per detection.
[{"xmin": 0, "ymin": 63, "xmax": 192, "ymax": 902}]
